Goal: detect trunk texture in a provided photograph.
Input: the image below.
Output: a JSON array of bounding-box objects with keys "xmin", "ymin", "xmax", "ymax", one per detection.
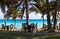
[
  {"xmin": 53, "ymin": 0, "xmax": 58, "ymax": 30},
  {"xmin": 25, "ymin": 0, "xmax": 29, "ymax": 26},
  {"xmin": 46, "ymin": 0, "xmax": 51, "ymax": 30}
]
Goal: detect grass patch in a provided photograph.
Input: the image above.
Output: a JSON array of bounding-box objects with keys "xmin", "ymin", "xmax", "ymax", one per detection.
[{"xmin": 0, "ymin": 31, "xmax": 60, "ymax": 39}]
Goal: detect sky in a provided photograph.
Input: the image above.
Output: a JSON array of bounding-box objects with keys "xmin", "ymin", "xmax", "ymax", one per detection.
[
  {"xmin": 0, "ymin": 9, "xmax": 4, "ymax": 19},
  {"xmin": 0, "ymin": 8, "xmax": 47, "ymax": 19},
  {"xmin": 0, "ymin": 0, "xmax": 53, "ymax": 19}
]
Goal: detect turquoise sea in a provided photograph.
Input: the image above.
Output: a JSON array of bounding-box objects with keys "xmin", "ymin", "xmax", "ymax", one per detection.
[{"xmin": 0, "ymin": 19, "xmax": 60, "ymax": 28}]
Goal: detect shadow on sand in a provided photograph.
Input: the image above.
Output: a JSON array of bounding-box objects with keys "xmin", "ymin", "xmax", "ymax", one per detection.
[{"xmin": 0, "ymin": 30, "xmax": 60, "ymax": 39}]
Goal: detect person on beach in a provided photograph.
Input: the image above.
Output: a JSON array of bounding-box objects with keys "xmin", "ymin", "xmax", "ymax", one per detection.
[
  {"xmin": 28, "ymin": 25, "xmax": 31, "ymax": 32},
  {"xmin": 10, "ymin": 24, "xmax": 13, "ymax": 31},
  {"xmin": 24, "ymin": 23, "xmax": 28, "ymax": 32},
  {"xmin": 30, "ymin": 23, "xmax": 35, "ymax": 32},
  {"xmin": 2, "ymin": 24, "xmax": 6, "ymax": 31}
]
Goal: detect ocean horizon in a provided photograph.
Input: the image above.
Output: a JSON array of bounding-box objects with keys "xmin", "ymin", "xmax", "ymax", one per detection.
[{"xmin": 0, "ymin": 19, "xmax": 60, "ymax": 29}]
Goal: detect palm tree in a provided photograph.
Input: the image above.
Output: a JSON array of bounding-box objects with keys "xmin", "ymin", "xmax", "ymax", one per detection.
[
  {"xmin": 0, "ymin": 0, "xmax": 9, "ymax": 29},
  {"xmin": 33, "ymin": 0, "xmax": 51, "ymax": 30},
  {"xmin": 5, "ymin": 0, "xmax": 33, "ymax": 30},
  {"xmin": 4, "ymin": 0, "xmax": 21, "ymax": 29},
  {"xmin": 48, "ymin": 0, "xmax": 60, "ymax": 30},
  {"xmin": 49, "ymin": 0, "xmax": 59, "ymax": 30},
  {"xmin": 34, "ymin": 0, "xmax": 52, "ymax": 30},
  {"xmin": 16, "ymin": 0, "xmax": 33, "ymax": 27},
  {"xmin": 30, "ymin": 0, "xmax": 60, "ymax": 31},
  {"xmin": 30, "ymin": 0, "xmax": 52, "ymax": 30},
  {"xmin": 42, "ymin": 13, "xmax": 44, "ymax": 27},
  {"xmin": 46, "ymin": 0, "xmax": 51, "ymax": 30},
  {"xmin": 25, "ymin": 0, "xmax": 29, "ymax": 26},
  {"xmin": 30, "ymin": 0, "xmax": 46, "ymax": 26},
  {"xmin": 5, "ymin": 9, "xmax": 23, "ymax": 29},
  {"xmin": 0, "ymin": 0, "xmax": 20, "ymax": 30},
  {"xmin": 53, "ymin": 0, "xmax": 58, "ymax": 30}
]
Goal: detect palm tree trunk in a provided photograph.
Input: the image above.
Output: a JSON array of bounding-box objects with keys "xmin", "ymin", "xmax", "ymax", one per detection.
[
  {"xmin": 43, "ymin": 15, "xmax": 44, "ymax": 26},
  {"xmin": 46, "ymin": 0, "xmax": 51, "ymax": 30},
  {"xmin": 25, "ymin": 0, "xmax": 29, "ymax": 26},
  {"xmin": 4, "ymin": 18, "xmax": 6, "ymax": 26},
  {"xmin": 14, "ymin": 19, "xmax": 16, "ymax": 29},
  {"xmin": 4, "ymin": 18, "xmax": 6, "ymax": 31},
  {"xmin": 53, "ymin": 0, "xmax": 58, "ymax": 30}
]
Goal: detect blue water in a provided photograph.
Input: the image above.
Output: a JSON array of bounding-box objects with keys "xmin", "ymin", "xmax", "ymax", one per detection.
[{"xmin": 0, "ymin": 19, "xmax": 60, "ymax": 28}]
